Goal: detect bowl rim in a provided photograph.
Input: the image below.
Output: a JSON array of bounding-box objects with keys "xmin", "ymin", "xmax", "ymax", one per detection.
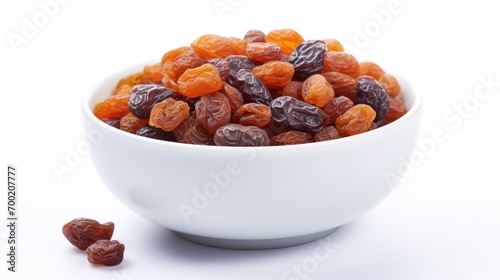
[{"xmin": 82, "ymin": 62, "xmax": 423, "ymax": 151}]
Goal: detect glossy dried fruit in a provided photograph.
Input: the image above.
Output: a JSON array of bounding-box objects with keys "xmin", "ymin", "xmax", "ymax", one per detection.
[
  {"xmin": 195, "ymin": 92, "xmax": 231, "ymax": 134},
  {"xmin": 378, "ymin": 73, "xmax": 401, "ymax": 97},
  {"xmin": 324, "ymin": 39, "xmax": 344, "ymax": 52},
  {"xmin": 168, "ymin": 48, "xmax": 207, "ymax": 80},
  {"xmin": 232, "ymin": 70, "xmax": 272, "ymax": 105},
  {"xmin": 62, "ymin": 218, "xmax": 114, "ymax": 250},
  {"xmin": 94, "ymin": 87, "xmax": 131, "ymax": 121},
  {"xmin": 177, "ymin": 64, "xmax": 223, "ymax": 98},
  {"xmin": 191, "ymin": 34, "xmax": 237, "ymax": 60},
  {"xmin": 288, "ymin": 40, "xmax": 327, "ymax": 79},
  {"xmin": 149, "ymin": 98, "xmax": 190, "ymax": 131},
  {"xmin": 358, "ymin": 62, "xmax": 385, "ymax": 80},
  {"xmin": 321, "ymin": 96, "xmax": 354, "ymax": 124},
  {"xmin": 246, "ymin": 42, "xmax": 282, "ymax": 63},
  {"xmin": 173, "ymin": 113, "xmax": 213, "ymax": 145},
  {"xmin": 314, "ymin": 125, "xmax": 341, "ymax": 142},
  {"xmin": 225, "ymin": 55, "xmax": 256, "ymax": 84},
  {"xmin": 221, "ymin": 82, "xmax": 244, "ymax": 113},
  {"xmin": 244, "ymin": 29, "xmax": 266, "ymax": 43},
  {"xmin": 230, "ymin": 37, "xmax": 248, "ymax": 55},
  {"xmin": 266, "ymin": 29, "xmax": 304, "ymax": 55},
  {"xmin": 143, "ymin": 63, "xmax": 164, "ymax": 84},
  {"xmin": 322, "ymin": 52, "xmax": 360, "ymax": 78},
  {"xmin": 270, "ymin": 96, "xmax": 327, "ymax": 133},
  {"xmin": 384, "ymin": 96, "xmax": 407, "ymax": 122},
  {"xmin": 161, "ymin": 46, "xmax": 191, "ymax": 64},
  {"xmin": 233, "ymin": 103, "xmax": 272, "ymax": 128},
  {"xmin": 270, "ymin": 130, "xmax": 314, "ymax": 145},
  {"xmin": 136, "ymin": 124, "xmax": 176, "ymax": 141},
  {"xmin": 120, "ymin": 113, "xmax": 149, "ymax": 134},
  {"xmin": 103, "ymin": 118, "xmax": 121, "ymax": 129},
  {"xmin": 356, "ymin": 76, "xmax": 390, "ymax": 121},
  {"xmin": 301, "ymin": 74, "xmax": 335, "ymax": 107},
  {"xmin": 252, "ymin": 61, "xmax": 294, "ymax": 89},
  {"xmin": 214, "ymin": 123, "xmax": 270, "ymax": 146},
  {"xmin": 86, "ymin": 240, "xmax": 124, "ymax": 266},
  {"xmin": 208, "ymin": 58, "xmax": 230, "ymax": 81},
  {"xmin": 321, "ymin": 72, "xmax": 357, "ymax": 102},
  {"xmin": 335, "ymin": 104, "xmax": 376, "ymax": 136},
  {"xmin": 128, "ymin": 84, "xmax": 175, "ymax": 119},
  {"xmin": 282, "ymin": 81, "xmax": 304, "ymax": 100}
]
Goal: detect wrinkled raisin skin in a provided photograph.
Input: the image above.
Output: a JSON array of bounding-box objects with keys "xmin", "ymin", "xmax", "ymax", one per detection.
[
  {"xmin": 149, "ymin": 98, "xmax": 191, "ymax": 132},
  {"xmin": 195, "ymin": 92, "xmax": 232, "ymax": 134},
  {"xmin": 270, "ymin": 96, "xmax": 327, "ymax": 133},
  {"xmin": 232, "ymin": 70, "xmax": 273, "ymax": 105},
  {"xmin": 288, "ymin": 40, "xmax": 327, "ymax": 79},
  {"xmin": 270, "ymin": 130, "xmax": 314, "ymax": 145},
  {"xmin": 335, "ymin": 104, "xmax": 376, "ymax": 136},
  {"xmin": 356, "ymin": 76, "xmax": 389, "ymax": 121},
  {"xmin": 128, "ymin": 84, "xmax": 175, "ymax": 119},
  {"xmin": 86, "ymin": 240, "xmax": 125, "ymax": 266},
  {"xmin": 62, "ymin": 218, "xmax": 114, "ymax": 250},
  {"xmin": 233, "ymin": 103, "xmax": 272, "ymax": 128},
  {"xmin": 214, "ymin": 123, "xmax": 270, "ymax": 146},
  {"xmin": 136, "ymin": 125, "xmax": 176, "ymax": 142}
]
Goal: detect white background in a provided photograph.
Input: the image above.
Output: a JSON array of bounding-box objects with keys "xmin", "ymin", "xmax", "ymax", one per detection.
[{"xmin": 1, "ymin": 0, "xmax": 499, "ymax": 279}]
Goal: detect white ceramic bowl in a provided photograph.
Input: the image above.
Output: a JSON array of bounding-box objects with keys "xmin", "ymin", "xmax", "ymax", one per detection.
[{"xmin": 82, "ymin": 63, "xmax": 422, "ymax": 249}]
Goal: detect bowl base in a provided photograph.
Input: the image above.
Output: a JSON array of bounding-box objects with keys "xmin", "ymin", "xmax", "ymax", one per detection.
[{"xmin": 173, "ymin": 227, "xmax": 339, "ymax": 250}]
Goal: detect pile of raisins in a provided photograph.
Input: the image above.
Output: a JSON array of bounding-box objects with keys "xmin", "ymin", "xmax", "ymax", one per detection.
[{"xmin": 94, "ymin": 29, "xmax": 407, "ymax": 146}]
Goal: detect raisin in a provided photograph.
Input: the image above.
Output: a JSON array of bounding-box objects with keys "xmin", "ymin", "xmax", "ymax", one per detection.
[
  {"xmin": 233, "ymin": 103, "xmax": 272, "ymax": 128},
  {"xmin": 321, "ymin": 72, "xmax": 357, "ymax": 102},
  {"xmin": 169, "ymin": 48, "xmax": 207, "ymax": 80},
  {"xmin": 231, "ymin": 70, "xmax": 272, "ymax": 105},
  {"xmin": 288, "ymin": 40, "xmax": 327, "ymax": 79},
  {"xmin": 62, "ymin": 218, "xmax": 114, "ymax": 250},
  {"xmin": 252, "ymin": 61, "xmax": 295, "ymax": 89},
  {"xmin": 246, "ymin": 42, "xmax": 282, "ymax": 63},
  {"xmin": 149, "ymin": 98, "xmax": 190, "ymax": 131},
  {"xmin": 282, "ymin": 81, "xmax": 304, "ymax": 100},
  {"xmin": 356, "ymin": 76, "xmax": 389, "ymax": 121},
  {"xmin": 136, "ymin": 124, "xmax": 176, "ymax": 141},
  {"xmin": 182, "ymin": 122, "xmax": 213, "ymax": 145},
  {"xmin": 358, "ymin": 62, "xmax": 385, "ymax": 80},
  {"xmin": 314, "ymin": 125, "xmax": 341, "ymax": 142},
  {"xmin": 103, "ymin": 119, "xmax": 121, "ymax": 129},
  {"xmin": 161, "ymin": 46, "xmax": 191, "ymax": 64},
  {"xmin": 161, "ymin": 70, "xmax": 180, "ymax": 92},
  {"xmin": 378, "ymin": 74, "xmax": 401, "ymax": 97},
  {"xmin": 120, "ymin": 113, "xmax": 149, "ymax": 134},
  {"xmin": 301, "ymin": 74, "xmax": 335, "ymax": 107},
  {"xmin": 321, "ymin": 96, "xmax": 354, "ymax": 124},
  {"xmin": 230, "ymin": 37, "xmax": 248, "ymax": 55},
  {"xmin": 266, "ymin": 29, "xmax": 304, "ymax": 55},
  {"xmin": 86, "ymin": 240, "xmax": 125, "ymax": 266},
  {"xmin": 177, "ymin": 64, "xmax": 223, "ymax": 98},
  {"xmin": 214, "ymin": 124, "xmax": 270, "ymax": 146},
  {"xmin": 143, "ymin": 63, "xmax": 164, "ymax": 84},
  {"xmin": 191, "ymin": 34, "xmax": 237, "ymax": 60},
  {"xmin": 322, "ymin": 52, "xmax": 360, "ymax": 78},
  {"xmin": 270, "ymin": 131, "xmax": 314, "ymax": 145},
  {"xmin": 173, "ymin": 113, "xmax": 197, "ymax": 141},
  {"xmin": 225, "ymin": 55, "xmax": 256, "ymax": 84},
  {"xmin": 384, "ymin": 96, "xmax": 407, "ymax": 122},
  {"xmin": 208, "ymin": 58, "xmax": 230, "ymax": 81},
  {"xmin": 270, "ymin": 96, "xmax": 327, "ymax": 133},
  {"xmin": 324, "ymin": 39, "xmax": 344, "ymax": 52},
  {"xmin": 244, "ymin": 29, "xmax": 266, "ymax": 43},
  {"xmin": 114, "ymin": 72, "xmax": 148, "ymax": 92},
  {"xmin": 335, "ymin": 104, "xmax": 376, "ymax": 136},
  {"xmin": 195, "ymin": 92, "xmax": 231, "ymax": 134},
  {"xmin": 220, "ymin": 82, "xmax": 244, "ymax": 113},
  {"xmin": 128, "ymin": 84, "xmax": 175, "ymax": 119},
  {"xmin": 94, "ymin": 87, "xmax": 131, "ymax": 121}
]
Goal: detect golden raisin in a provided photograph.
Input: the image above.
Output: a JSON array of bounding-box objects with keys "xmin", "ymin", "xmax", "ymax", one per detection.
[
  {"xmin": 233, "ymin": 103, "xmax": 272, "ymax": 128},
  {"xmin": 177, "ymin": 64, "xmax": 223, "ymax": 98},
  {"xmin": 252, "ymin": 61, "xmax": 295, "ymax": 89},
  {"xmin": 335, "ymin": 104, "xmax": 376, "ymax": 136},
  {"xmin": 266, "ymin": 29, "xmax": 304, "ymax": 55},
  {"xmin": 149, "ymin": 98, "xmax": 190, "ymax": 131},
  {"xmin": 324, "ymin": 39, "xmax": 344, "ymax": 52},
  {"xmin": 191, "ymin": 34, "xmax": 238, "ymax": 60},
  {"xmin": 301, "ymin": 74, "xmax": 335, "ymax": 107},
  {"xmin": 378, "ymin": 74, "xmax": 401, "ymax": 97},
  {"xmin": 161, "ymin": 46, "xmax": 191, "ymax": 64},
  {"xmin": 358, "ymin": 62, "xmax": 385, "ymax": 80},
  {"xmin": 322, "ymin": 52, "xmax": 360, "ymax": 78},
  {"xmin": 143, "ymin": 63, "xmax": 164, "ymax": 84},
  {"xmin": 93, "ymin": 87, "xmax": 131, "ymax": 121}
]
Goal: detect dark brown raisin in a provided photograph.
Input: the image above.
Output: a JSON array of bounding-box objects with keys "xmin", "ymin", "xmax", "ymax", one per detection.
[
  {"xmin": 231, "ymin": 70, "xmax": 272, "ymax": 105},
  {"xmin": 62, "ymin": 218, "xmax": 114, "ymax": 250},
  {"xmin": 356, "ymin": 76, "xmax": 389, "ymax": 121},
  {"xmin": 288, "ymin": 40, "xmax": 327, "ymax": 79},
  {"xmin": 270, "ymin": 96, "xmax": 327, "ymax": 133},
  {"xmin": 86, "ymin": 240, "xmax": 125, "ymax": 266},
  {"xmin": 214, "ymin": 123, "xmax": 270, "ymax": 146},
  {"xmin": 128, "ymin": 84, "xmax": 176, "ymax": 119},
  {"xmin": 136, "ymin": 125, "xmax": 176, "ymax": 141},
  {"xmin": 195, "ymin": 92, "xmax": 231, "ymax": 134}
]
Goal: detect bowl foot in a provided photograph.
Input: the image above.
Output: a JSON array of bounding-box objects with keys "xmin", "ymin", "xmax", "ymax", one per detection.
[{"xmin": 173, "ymin": 227, "xmax": 339, "ymax": 250}]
